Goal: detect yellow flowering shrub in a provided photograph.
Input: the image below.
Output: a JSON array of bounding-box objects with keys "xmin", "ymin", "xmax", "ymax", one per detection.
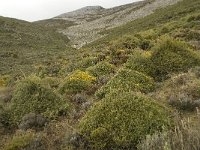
[
  {"xmin": 68, "ymin": 70, "xmax": 96, "ymax": 82},
  {"xmin": 59, "ymin": 70, "xmax": 96, "ymax": 94},
  {"xmin": 0, "ymin": 79, "xmax": 5, "ymax": 87},
  {"xmin": 0, "ymin": 75, "xmax": 10, "ymax": 87}
]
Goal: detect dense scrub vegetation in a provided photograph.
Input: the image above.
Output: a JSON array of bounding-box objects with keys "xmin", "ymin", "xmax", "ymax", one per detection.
[
  {"xmin": 10, "ymin": 76, "xmax": 69, "ymax": 124},
  {"xmin": 126, "ymin": 37, "xmax": 200, "ymax": 81},
  {"xmin": 79, "ymin": 91, "xmax": 172, "ymax": 149},
  {"xmin": 96, "ymin": 69, "xmax": 155, "ymax": 99},
  {"xmin": 1, "ymin": 0, "xmax": 200, "ymax": 149}
]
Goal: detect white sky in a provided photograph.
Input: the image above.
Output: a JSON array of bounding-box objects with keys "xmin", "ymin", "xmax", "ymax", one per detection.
[{"xmin": 0, "ymin": 0, "xmax": 141, "ymax": 22}]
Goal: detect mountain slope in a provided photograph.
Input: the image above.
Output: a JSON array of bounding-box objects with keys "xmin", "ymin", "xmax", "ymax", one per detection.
[
  {"xmin": 86, "ymin": 0, "xmax": 200, "ymax": 49},
  {"xmin": 1, "ymin": 0, "xmax": 200, "ymax": 149},
  {"xmin": 51, "ymin": 0, "xmax": 180, "ymax": 48},
  {"xmin": 0, "ymin": 16, "xmax": 71, "ymax": 75}
]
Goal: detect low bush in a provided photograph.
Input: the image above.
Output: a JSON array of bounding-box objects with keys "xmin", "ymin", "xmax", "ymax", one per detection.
[
  {"xmin": 18, "ymin": 113, "xmax": 47, "ymax": 131},
  {"xmin": 36, "ymin": 63, "xmax": 62, "ymax": 77},
  {"xmin": 4, "ymin": 130, "xmax": 47, "ymax": 150},
  {"xmin": 139, "ymin": 39, "xmax": 153, "ymax": 50},
  {"xmin": 0, "ymin": 105, "xmax": 10, "ymax": 128},
  {"xmin": 174, "ymin": 29, "xmax": 200, "ymax": 41},
  {"xmin": 0, "ymin": 78, "xmax": 6, "ymax": 87},
  {"xmin": 112, "ymin": 36, "xmax": 140, "ymax": 50},
  {"xmin": 78, "ymin": 91, "xmax": 172, "ymax": 149},
  {"xmin": 4, "ymin": 130, "xmax": 35, "ymax": 150},
  {"xmin": 59, "ymin": 70, "xmax": 96, "ymax": 94},
  {"xmin": 96, "ymin": 68, "xmax": 155, "ymax": 99},
  {"xmin": 125, "ymin": 50, "xmax": 152, "ymax": 75},
  {"xmin": 86, "ymin": 61, "xmax": 115, "ymax": 77},
  {"xmin": 72, "ymin": 94, "xmax": 87, "ymax": 104},
  {"xmin": 187, "ymin": 13, "xmax": 200, "ymax": 22},
  {"xmin": 65, "ymin": 57, "xmax": 98, "ymax": 73},
  {"xmin": 137, "ymin": 29, "xmax": 158, "ymax": 40},
  {"xmin": 0, "ymin": 75, "xmax": 10, "ymax": 87},
  {"xmin": 126, "ymin": 37, "xmax": 200, "ymax": 81},
  {"xmin": 108, "ymin": 48, "xmax": 129, "ymax": 65},
  {"xmin": 186, "ymin": 30, "xmax": 200, "ymax": 41},
  {"xmin": 10, "ymin": 76, "xmax": 69, "ymax": 124},
  {"xmin": 0, "ymin": 87, "xmax": 13, "ymax": 103},
  {"xmin": 77, "ymin": 57, "xmax": 98, "ymax": 70},
  {"xmin": 40, "ymin": 77, "xmax": 60, "ymax": 89},
  {"xmin": 151, "ymin": 37, "xmax": 200, "ymax": 81}
]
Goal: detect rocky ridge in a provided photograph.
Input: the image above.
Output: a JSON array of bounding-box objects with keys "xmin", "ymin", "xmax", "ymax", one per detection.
[{"xmin": 54, "ymin": 0, "xmax": 181, "ymax": 48}]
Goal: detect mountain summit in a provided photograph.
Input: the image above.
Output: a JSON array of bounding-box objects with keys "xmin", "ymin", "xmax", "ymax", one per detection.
[{"xmin": 57, "ymin": 6, "xmax": 105, "ymax": 17}]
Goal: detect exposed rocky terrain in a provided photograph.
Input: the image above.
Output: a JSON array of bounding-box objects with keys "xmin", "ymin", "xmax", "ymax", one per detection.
[{"xmin": 53, "ymin": 0, "xmax": 181, "ymax": 48}]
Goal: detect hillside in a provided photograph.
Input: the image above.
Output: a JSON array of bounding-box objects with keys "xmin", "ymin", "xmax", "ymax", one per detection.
[
  {"xmin": 87, "ymin": 0, "xmax": 200, "ymax": 48},
  {"xmin": 1, "ymin": 0, "xmax": 200, "ymax": 149},
  {"xmin": 0, "ymin": 16, "xmax": 72, "ymax": 75},
  {"xmin": 37, "ymin": 0, "xmax": 180, "ymax": 48}
]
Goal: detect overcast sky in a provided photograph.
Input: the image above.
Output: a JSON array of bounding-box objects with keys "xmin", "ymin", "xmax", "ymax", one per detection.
[{"xmin": 0, "ymin": 0, "xmax": 141, "ymax": 22}]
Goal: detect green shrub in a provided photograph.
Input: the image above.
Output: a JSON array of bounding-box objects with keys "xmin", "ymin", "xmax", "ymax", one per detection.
[
  {"xmin": 186, "ymin": 30, "xmax": 200, "ymax": 41},
  {"xmin": 96, "ymin": 53, "xmax": 106, "ymax": 61},
  {"xmin": 0, "ymin": 75, "xmax": 10, "ymax": 87},
  {"xmin": 78, "ymin": 57, "xmax": 98, "ymax": 70},
  {"xmin": 125, "ymin": 50, "xmax": 152, "ymax": 75},
  {"xmin": 159, "ymin": 22, "xmax": 178, "ymax": 34},
  {"xmin": 41, "ymin": 77, "xmax": 60, "ymax": 89},
  {"xmin": 187, "ymin": 13, "xmax": 200, "ymax": 22},
  {"xmin": 0, "ymin": 105, "xmax": 10, "ymax": 128},
  {"xmin": 174, "ymin": 29, "xmax": 200, "ymax": 41},
  {"xmin": 96, "ymin": 68, "xmax": 155, "ymax": 99},
  {"xmin": 86, "ymin": 61, "xmax": 115, "ymax": 77},
  {"xmin": 126, "ymin": 37, "xmax": 200, "ymax": 81},
  {"xmin": 4, "ymin": 130, "xmax": 47, "ymax": 150},
  {"xmin": 137, "ymin": 29, "xmax": 158, "ymax": 40},
  {"xmin": 59, "ymin": 70, "xmax": 96, "ymax": 94},
  {"xmin": 10, "ymin": 76, "xmax": 69, "ymax": 124},
  {"xmin": 65, "ymin": 57, "xmax": 98, "ymax": 73},
  {"xmin": 109, "ymin": 34, "xmax": 153, "ymax": 52},
  {"xmin": 36, "ymin": 63, "xmax": 62, "ymax": 77},
  {"xmin": 4, "ymin": 131, "xmax": 35, "ymax": 150},
  {"xmin": 149, "ymin": 37, "xmax": 200, "ymax": 80},
  {"xmin": 113, "ymin": 36, "xmax": 140, "ymax": 50},
  {"xmin": 139, "ymin": 39, "xmax": 153, "ymax": 50},
  {"xmin": 78, "ymin": 91, "xmax": 172, "ymax": 149}
]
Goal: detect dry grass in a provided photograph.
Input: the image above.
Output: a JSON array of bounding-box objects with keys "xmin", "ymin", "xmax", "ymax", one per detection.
[
  {"xmin": 154, "ymin": 69, "xmax": 200, "ymax": 111},
  {"xmin": 138, "ymin": 110, "xmax": 200, "ymax": 150}
]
